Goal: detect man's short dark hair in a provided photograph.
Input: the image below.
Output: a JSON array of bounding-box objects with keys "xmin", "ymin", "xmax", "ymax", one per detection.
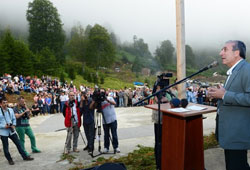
[
  {"xmin": 180, "ymin": 98, "xmax": 188, "ymax": 108},
  {"xmin": 0, "ymin": 97, "xmax": 7, "ymax": 103},
  {"xmin": 81, "ymin": 91, "xmax": 87, "ymax": 96},
  {"xmin": 17, "ymin": 96, "xmax": 25, "ymax": 101},
  {"xmin": 227, "ymin": 40, "xmax": 246, "ymax": 59}
]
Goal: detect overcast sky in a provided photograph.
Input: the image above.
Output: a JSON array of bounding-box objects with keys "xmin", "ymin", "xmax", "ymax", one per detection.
[{"xmin": 1, "ymin": 0, "xmax": 250, "ymax": 53}]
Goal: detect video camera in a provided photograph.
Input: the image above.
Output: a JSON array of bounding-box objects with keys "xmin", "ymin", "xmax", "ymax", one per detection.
[
  {"xmin": 92, "ymin": 88, "xmax": 106, "ymax": 112},
  {"xmin": 69, "ymin": 100, "xmax": 74, "ymax": 108},
  {"xmin": 153, "ymin": 72, "xmax": 173, "ymax": 95},
  {"xmin": 22, "ymin": 111, "xmax": 30, "ymax": 119},
  {"xmin": 8, "ymin": 123, "xmax": 15, "ymax": 133},
  {"xmin": 92, "ymin": 89, "xmax": 106, "ymax": 103}
]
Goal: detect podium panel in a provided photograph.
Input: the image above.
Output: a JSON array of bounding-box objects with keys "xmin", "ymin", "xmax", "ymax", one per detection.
[
  {"xmin": 162, "ymin": 114, "xmax": 204, "ymax": 170},
  {"xmin": 145, "ymin": 103, "xmax": 216, "ymax": 170}
]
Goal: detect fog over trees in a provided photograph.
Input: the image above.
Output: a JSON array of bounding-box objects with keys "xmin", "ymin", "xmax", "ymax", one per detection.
[{"xmin": 1, "ymin": 0, "xmax": 250, "ymax": 81}]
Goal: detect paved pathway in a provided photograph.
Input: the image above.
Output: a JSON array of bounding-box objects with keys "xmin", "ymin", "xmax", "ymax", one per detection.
[{"xmin": 0, "ymin": 106, "xmax": 229, "ymax": 170}]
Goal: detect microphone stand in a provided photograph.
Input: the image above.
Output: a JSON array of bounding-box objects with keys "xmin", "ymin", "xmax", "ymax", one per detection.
[
  {"xmin": 133, "ymin": 63, "xmax": 216, "ymax": 170},
  {"xmin": 156, "ymin": 91, "xmax": 162, "ymax": 170},
  {"xmin": 133, "ymin": 64, "xmax": 214, "ymax": 106}
]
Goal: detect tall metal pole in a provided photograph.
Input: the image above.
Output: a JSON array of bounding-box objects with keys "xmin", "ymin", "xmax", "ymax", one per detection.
[{"xmin": 176, "ymin": 0, "xmax": 186, "ymax": 99}]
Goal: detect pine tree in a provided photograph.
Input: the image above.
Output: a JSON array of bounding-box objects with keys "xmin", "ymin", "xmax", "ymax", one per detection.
[
  {"xmin": 0, "ymin": 29, "xmax": 14, "ymax": 74},
  {"xmin": 27, "ymin": 0, "xmax": 65, "ymax": 62}
]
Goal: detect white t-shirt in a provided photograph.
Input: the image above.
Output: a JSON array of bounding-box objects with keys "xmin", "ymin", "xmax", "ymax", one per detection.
[{"xmin": 101, "ymin": 96, "xmax": 117, "ymax": 124}]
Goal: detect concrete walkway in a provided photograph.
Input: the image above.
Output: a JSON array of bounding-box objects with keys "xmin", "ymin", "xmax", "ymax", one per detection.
[{"xmin": 0, "ymin": 106, "xmax": 229, "ymax": 170}]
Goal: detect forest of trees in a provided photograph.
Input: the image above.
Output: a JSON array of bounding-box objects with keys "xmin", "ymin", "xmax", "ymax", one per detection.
[{"xmin": 0, "ymin": 0, "xmax": 226, "ymax": 85}]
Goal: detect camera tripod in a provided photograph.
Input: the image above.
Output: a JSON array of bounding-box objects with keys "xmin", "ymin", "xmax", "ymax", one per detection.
[{"xmin": 90, "ymin": 110, "xmax": 116, "ymax": 158}]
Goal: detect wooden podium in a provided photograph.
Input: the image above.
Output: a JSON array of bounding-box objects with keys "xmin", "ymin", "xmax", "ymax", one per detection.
[{"xmin": 145, "ymin": 103, "xmax": 217, "ymax": 170}]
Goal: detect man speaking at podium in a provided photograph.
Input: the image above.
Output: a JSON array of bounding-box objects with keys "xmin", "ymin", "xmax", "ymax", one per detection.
[{"xmin": 208, "ymin": 40, "xmax": 250, "ymax": 170}]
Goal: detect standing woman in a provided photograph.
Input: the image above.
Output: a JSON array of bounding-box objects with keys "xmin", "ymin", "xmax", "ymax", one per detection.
[{"xmin": 38, "ymin": 95, "xmax": 45, "ymax": 115}]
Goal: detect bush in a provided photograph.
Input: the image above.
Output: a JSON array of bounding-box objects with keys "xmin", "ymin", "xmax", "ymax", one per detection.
[
  {"xmin": 86, "ymin": 73, "xmax": 92, "ymax": 83},
  {"xmin": 68, "ymin": 67, "xmax": 76, "ymax": 80},
  {"xmin": 144, "ymin": 78, "xmax": 150, "ymax": 87},
  {"xmin": 60, "ymin": 72, "xmax": 65, "ymax": 83},
  {"xmin": 93, "ymin": 73, "xmax": 98, "ymax": 85},
  {"xmin": 100, "ymin": 73, "xmax": 105, "ymax": 84}
]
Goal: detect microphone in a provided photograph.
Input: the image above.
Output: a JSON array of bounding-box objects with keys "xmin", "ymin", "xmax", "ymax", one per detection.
[
  {"xmin": 133, "ymin": 60, "xmax": 218, "ymax": 106},
  {"xmin": 206, "ymin": 61, "xmax": 219, "ymax": 69}
]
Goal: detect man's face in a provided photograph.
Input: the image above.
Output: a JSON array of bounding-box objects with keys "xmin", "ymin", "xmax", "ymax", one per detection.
[
  {"xmin": 69, "ymin": 92, "xmax": 75, "ymax": 101},
  {"xmin": 220, "ymin": 42, "xmax": 239, "ymax": 67},
  {"xmin": 1, "ymin": 100, "xmax": 7, "ymax": 109},
  {"xmin": 19, "ymin": 99, "xmax": 25, "ymax": 106}
]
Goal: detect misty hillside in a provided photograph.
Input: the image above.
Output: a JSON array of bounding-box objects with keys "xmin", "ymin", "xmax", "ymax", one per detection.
[{"xmin": 1, "ymin": 0, "xmax": 250, "ymax": 89}]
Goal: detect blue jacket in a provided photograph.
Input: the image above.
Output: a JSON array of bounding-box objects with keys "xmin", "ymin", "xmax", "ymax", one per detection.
[{"xmin": 0, "ymin": 107, "xmax": 16, "ymax": 136}]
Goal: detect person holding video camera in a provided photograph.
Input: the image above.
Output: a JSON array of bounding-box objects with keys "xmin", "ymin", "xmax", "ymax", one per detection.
[
  {"xmin": 0, "ymin": 98, "xmax": 34, "ymax": 165},
  {"xmin": 14, "ymin": 96, "xmax": 41, "ymax": 156},
  {"xmin": 80, "ymin": 91, "xmax": 95, "ymax": 154},
  {"xmin": 152, "ymin": 86, "xmax": 170, "ymax": 170},
  {"xmin": 63, "ymin": 91, "xmax": 81, "ymax": 154},
  {"xmin": 152, "ymin": 73, "xmax": 173, "ymax": 170},
  {"xmin": 93, "ymin": 89, "xmax": 120, "ymax": 153}
]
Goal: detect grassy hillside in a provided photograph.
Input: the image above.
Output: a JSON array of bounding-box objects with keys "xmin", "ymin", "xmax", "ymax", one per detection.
[
  {"xmin": 66, "ymin": 74, "xmax": 135, "ymax": 90},
  {"xmin": 116, "ymin": 50, "xmax": 136, "ymax": 63},
  {"xmin": 6, "ymin": 92, "xmax": 35, "ymax": 108}
]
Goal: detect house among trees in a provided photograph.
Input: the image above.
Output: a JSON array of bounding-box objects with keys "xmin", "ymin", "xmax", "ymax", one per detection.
[{"xmin": 141, "ymin": 68, "xmax": 151, "ymax": 76}]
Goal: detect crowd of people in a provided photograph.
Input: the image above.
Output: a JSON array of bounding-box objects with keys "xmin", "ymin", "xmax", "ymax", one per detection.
[
  {"xmin": 0, "ymin": 74, "xmax": 217, "ymax": 113},
  {"xmin": 0, "ymin": 73, "xmax": 217, "ymax": 167},
  {"xmin": 0, "ymin": 73, "xmax": 213, "ymax": 166},
  {"xmin": 186, "ymin": 85, "xmax": 218, "ymax": 106},
  {"xmin": 0, "ymin": 74, "xmax": 155, "ymax": 112}
]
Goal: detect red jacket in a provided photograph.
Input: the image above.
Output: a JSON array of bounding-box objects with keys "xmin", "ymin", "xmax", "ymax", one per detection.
[{"xmin": 64, "ymin": 100, "xmax": 81, "ymax": 128}]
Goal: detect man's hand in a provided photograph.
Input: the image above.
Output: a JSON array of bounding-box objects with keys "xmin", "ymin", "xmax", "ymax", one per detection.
[
  {"xmin": 81, "ymin": 95, "xmax": 85, "ymax": 101},
  {"xmin": 161, "ymin": 97, "xmax": 168, "ymax": 103},
  {"xmin": 25, "ymin": 110, "xmax": 32, "ymax": 116},
  {"xmin": 106, "ymin": 98, "xmax": 116, "ymax": 105},
  {"xmin": 208, "ymin": 85, "xmax": 226, "ymax": 99}
]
